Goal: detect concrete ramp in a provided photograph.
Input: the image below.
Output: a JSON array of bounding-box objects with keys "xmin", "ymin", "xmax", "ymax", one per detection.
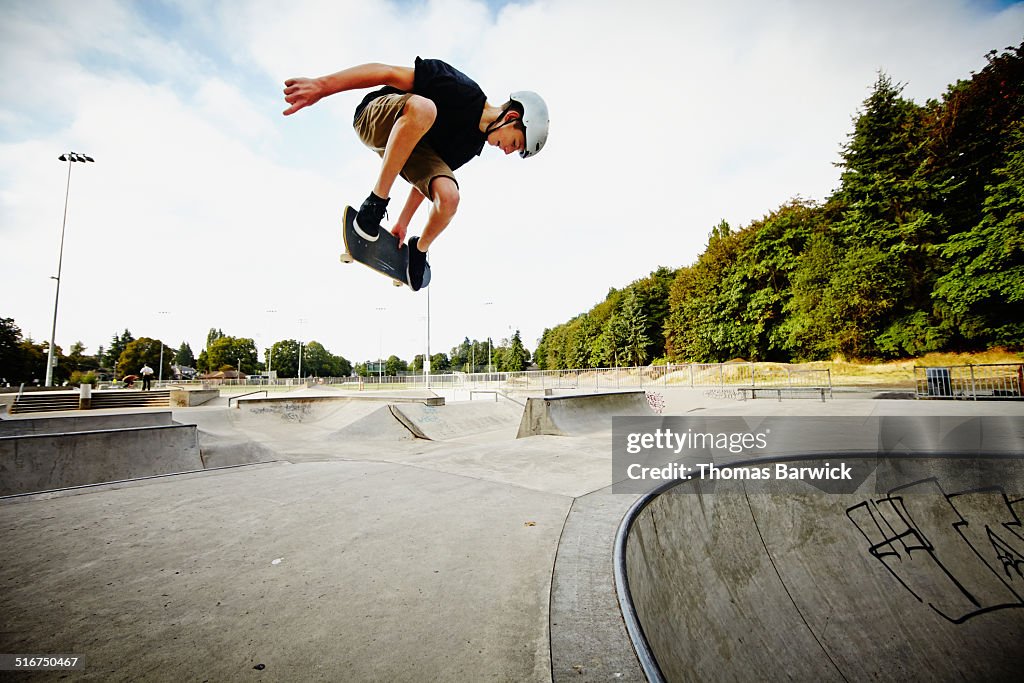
[
  {"xmin": 516, "ymin": 391, "xmax": 653, "ymax": 438},
  {"xmin": 330, "ymin": 405, "xmax": 423, "ymax": 441},
  {"xmin": 391, "ymin": 400, "xmax": 524, "ymax": 442},
  {"xmin": 620, "ymin": 460, "xmax": 1024, "ymax": 681},
  {"xmin": 235, "ymin": 396, "xmax": 524, "ymax": 444},
  {"xmin": 0, "ymin": 424, "xmax": 202, "ymax": 496}
]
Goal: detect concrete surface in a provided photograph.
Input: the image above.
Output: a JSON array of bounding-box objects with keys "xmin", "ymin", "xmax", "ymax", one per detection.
[
  {"xmin": 623, "ymin": 471, "xmax": 1024, "ymax": 681},
  {"xmin": 0, "ymin": 387, "xmax": 1021, "ymax": 682}
]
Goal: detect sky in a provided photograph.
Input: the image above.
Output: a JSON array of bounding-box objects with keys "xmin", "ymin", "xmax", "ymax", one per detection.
[{"xmin": 2, "ymin": 0, "xmax": 1022, "ymax": 369}]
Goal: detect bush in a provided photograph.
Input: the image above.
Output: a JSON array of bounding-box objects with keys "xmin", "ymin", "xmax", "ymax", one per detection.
[{"xmin": 69, "ymin": 371, "xmax": 97, "ymax": 387}]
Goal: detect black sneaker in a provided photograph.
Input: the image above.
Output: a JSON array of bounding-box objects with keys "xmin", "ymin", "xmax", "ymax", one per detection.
[
  {"xmin": 407, "ymin": 236, "xmax": 429, "ymax": 291},
  {"xmin": 354, "ymin": 193, "xmax": 388, "ymax": 241}
]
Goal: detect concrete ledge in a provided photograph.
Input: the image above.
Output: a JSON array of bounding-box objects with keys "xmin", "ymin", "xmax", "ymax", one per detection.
[
  {"xmin": 170, "ymin": 389, "xmax": 220, "ymax": 407},
  {"xmin": 0, "ymin": 424, "xmax": 201, "ymax": 496},
  {"xmin": 235, "ymin": 394, "xmax": 445, "ymax": 409},
  {"xmin": 0, "ymin": 411, "xmax": 174, "ymax": 436}
]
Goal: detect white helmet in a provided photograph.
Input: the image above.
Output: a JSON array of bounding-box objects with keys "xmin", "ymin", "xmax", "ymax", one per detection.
[{"xmin": 510, "ymin": 91, "xmax": 548, "ymax": 158}]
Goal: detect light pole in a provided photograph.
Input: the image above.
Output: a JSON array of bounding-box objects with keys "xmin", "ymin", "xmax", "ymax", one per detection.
[
  {"xmin": 46, "ymin": 152, "xmax": 95, "ymax": 386},
  {"xmin": 265, "ymin": 309, "xmax": 278, "ymax": 376},
  {"xmin": 375, "ymin": 307, "xmax": 386, "ymax": 383},
  {"xmin": 424, "ymin": 288, "xmax": 430, "ymax": 388},
  {"xmin": 157, "ymin": 311, "xmax": 171, "ymax": 383},
  {"xmin": 297, "ymin": 318, "xmax": 306, "ymax": 381},
  {"xmin": 483, "ymin": 302, "xmax": 494, "ymax": 375}
]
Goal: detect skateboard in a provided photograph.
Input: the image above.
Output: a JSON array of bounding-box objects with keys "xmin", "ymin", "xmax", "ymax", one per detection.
[{"xmin": 339, "ymin": 205, "xmax": 431, "ymax": 289}]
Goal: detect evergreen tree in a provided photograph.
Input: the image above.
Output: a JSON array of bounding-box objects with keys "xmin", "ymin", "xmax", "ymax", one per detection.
[
  {"xmin": 830, "ymin": 73, "xmax": 944, "ymax": 356},
  {"xmin": 174, "ymin": 342, "xmax": 196, "ymax": 368},
  {"xmin": 925, "ymin": 42, "xmax": 1024, "ymax": 236},
  {"xmin": 934, "ymin": 120, "xmax": 1024, "ymax": 345},
  {"xmin": 619, "ymin": 290, "xmax": 650, "ymax": 367},
  {"xmin": 105, "ymin": 329, "xmax": 135, "ymax": 370},
  {"xmin": 500, "ymin": 330, "xmax": 529, "ymax": 372}
]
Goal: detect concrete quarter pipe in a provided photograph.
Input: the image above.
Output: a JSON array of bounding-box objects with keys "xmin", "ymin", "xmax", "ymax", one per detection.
[
  {"xmin": 517, "ymin": 391, "xmax": 653, "ymax": 438},
  {"xmin": 617, "ymin": 456, "xmax": 1024, "ymax": 682}
]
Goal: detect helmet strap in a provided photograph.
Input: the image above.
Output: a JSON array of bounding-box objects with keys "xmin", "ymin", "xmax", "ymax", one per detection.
[{"xmin": 485, "ymin": 107, "xmax": 519, "ymax": 136}]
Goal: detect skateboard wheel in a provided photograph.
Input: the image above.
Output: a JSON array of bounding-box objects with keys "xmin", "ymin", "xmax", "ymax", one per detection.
[
  {"xmin": 340, "ymin": 252, "xmax": 354, "ymax": 264},
  {"xmin": 392, "ymin": 279, "xmax": 404, "ymax": 287}
]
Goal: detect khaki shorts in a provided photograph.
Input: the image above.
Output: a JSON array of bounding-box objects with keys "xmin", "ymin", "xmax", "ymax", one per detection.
[{"xmin": 353, "ymin": 93, "xmax": 457, "ymax": 200}]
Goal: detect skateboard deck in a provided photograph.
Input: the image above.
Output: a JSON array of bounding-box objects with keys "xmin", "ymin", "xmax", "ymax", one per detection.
[{"xmin": 340, "ymin": 205, "xmax": 431, "ymax": 289}]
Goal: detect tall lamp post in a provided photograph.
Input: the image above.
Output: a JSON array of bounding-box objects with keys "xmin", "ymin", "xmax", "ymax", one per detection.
[
  {"xmin": 156, "ymin": 311, "xmax": 171, "ymax": 383},
  {"xmin": 297, "ymin": 318, "xmax": 306, "ymax": 381},
  {"xmin": 46, "ymin": 152, "xmax": 95, "ymax": 387},
  {"xmin": 483, "ymin": 301, "xmax": 494, "ymax": 375},
  {"xmin": 265, "ymin": 309, "xmax": 278, "ymax": 376},
  {"xmin": 375, "ymin": 307, "xmax": 386, "ymax": 383},
  {"xmin": 424, "ymin": 289, "xmax": 430, "ymax": 388}
]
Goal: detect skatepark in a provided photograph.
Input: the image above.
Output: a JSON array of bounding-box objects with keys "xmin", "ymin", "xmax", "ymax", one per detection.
[{"xmin": 1, "ymin": 382, "xmax": 1023, "ymax": 681}]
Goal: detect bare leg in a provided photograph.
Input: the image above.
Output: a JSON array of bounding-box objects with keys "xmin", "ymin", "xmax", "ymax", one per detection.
[
  {"xmin": 373, "ymin": 96, "xmax": 436, "ymax": 200},
  {"xmin": 417, "ymin": 177, "xmax": 460, "ymax": 252}
]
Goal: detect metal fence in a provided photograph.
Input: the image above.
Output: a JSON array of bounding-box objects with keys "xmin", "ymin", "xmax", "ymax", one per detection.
[
  {"xmin": 184, "ymin": 362, "xmax": 833, "ymax": 394},
  {"xmin": 915, "ymin": 364, "xmax": 1024, "ymax": 400}
]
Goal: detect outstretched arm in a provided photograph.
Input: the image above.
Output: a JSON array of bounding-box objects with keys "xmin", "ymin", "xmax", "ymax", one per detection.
[{"xmin": 282, "ymin": 63, "xmax": 415, "ymax": 116}]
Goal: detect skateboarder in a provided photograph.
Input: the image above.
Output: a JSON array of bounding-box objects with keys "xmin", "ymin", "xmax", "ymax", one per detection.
[
  {"xmin": 140, "ymin": 364, "xmax": 154, "ymax": 391},
  {"xmin": 282, "ymin": 58, "xmax": 549, "ymax": 290}
]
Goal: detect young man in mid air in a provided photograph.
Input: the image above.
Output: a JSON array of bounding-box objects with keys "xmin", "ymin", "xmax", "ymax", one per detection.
[{"xmin": 282, "ymin": 57, "xmax": 549, "ymax": 290}]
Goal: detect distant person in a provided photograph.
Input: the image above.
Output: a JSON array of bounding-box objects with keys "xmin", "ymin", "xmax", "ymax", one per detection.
[
  {"xmin": 140, "ymin": 364, "xmax": 154, "ymax": 391},
  {"xmin": 282, "ymin": 58, "xmax": 549, "ymax": 290}
]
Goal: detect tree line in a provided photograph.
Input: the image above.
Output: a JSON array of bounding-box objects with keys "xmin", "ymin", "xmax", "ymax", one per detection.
[
  {"xmin": 535, "ymin": 43, "xmax": 1023, "ymax": 368},
  {"xmin": 0, "ymin": 318, "xmax": 535, "ymax": 386}
]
